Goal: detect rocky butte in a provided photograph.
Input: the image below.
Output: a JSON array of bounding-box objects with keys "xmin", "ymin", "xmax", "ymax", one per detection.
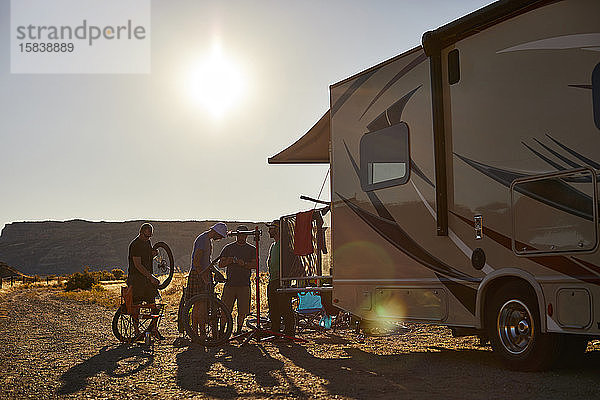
[{"xmin": 0, "ymin": 220, "xmax": 271, "ymax": 276}]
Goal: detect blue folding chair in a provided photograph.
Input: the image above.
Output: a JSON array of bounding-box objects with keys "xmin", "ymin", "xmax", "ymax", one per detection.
[{"xmin": 295, "ymin": 291, "xmax": 331, "ymax": 332}]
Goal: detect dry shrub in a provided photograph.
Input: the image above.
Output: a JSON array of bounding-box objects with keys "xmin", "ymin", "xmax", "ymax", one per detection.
[
  {"xmin": 65, "ymin": 269, "xmax": 97, "ymax": 291},
  {"xmin": 111, "ymin": 268, "xmax": 125, "ymax": 280},
  {"xmin": 60, "ymin": 283, "xmax": 120, "ymax": 308}
]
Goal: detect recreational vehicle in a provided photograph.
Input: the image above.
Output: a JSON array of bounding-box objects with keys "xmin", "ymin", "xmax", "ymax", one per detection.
[{"xmin": 269, "ymin": 0, "xmax": 600, "ymax": 370}]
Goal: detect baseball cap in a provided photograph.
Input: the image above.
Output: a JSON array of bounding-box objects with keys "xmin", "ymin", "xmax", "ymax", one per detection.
[
  {"xmin": 267, "ymin": 219, "xmax": 280, "ymax": 228},
  {"xmin": 236, "ymin": 225, "xmax": 249, "ymax": 232},
  {"xmin": 210, "ymin": 222, "xmax": 228, "ymax": 238}
]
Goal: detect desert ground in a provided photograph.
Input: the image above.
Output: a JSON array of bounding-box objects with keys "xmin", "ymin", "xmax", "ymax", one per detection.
[{"xmin": 1, "ymin": 280, "xmax": 600, "ymax": 400}]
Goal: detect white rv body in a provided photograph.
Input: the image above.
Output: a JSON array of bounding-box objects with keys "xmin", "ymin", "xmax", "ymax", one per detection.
[
  {"xmin": 330, "ymin": 0, "xmax": 600, "ymax": 338},
  {"xmin": 270, "ymin": 0, "xmax": 600, "ymax": 369}
]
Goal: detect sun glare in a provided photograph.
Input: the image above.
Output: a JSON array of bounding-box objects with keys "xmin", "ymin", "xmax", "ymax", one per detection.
[{"xmin": 188, "ymin": 44, "xmax": 244, "ymax": 118}]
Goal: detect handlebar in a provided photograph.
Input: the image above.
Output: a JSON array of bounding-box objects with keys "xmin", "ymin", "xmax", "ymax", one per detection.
[{"xmin": 196, "ymin": 256, "xmax": 227, "ymax": 284}]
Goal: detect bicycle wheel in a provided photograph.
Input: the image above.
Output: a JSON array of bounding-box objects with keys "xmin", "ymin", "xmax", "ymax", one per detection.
[
  {"xmin": 112, "ymin": 305, "xmax": 155, "ymax": 342},
  {"xmin": 152, "ymin": 242, "xmax": 174, "ymax": 289},
  {"xmin": 183, "ymin": 294, "xmax": 233, "ymax": 346}
]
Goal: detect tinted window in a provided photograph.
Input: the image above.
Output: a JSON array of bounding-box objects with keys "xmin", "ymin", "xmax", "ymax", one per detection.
[
  {"xmin": 448, "ymin": 49, "xmax": 460, "ymax": 85},
  {"xmin": 593, "ymin": 62, "xmax": 599, "ymax": 130},
  {"xmin": 360, "ymin": 122, "xmax": 410, "ymax": 191}
]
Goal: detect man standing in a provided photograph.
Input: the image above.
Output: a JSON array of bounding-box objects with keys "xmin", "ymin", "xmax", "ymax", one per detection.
[
  {"xmin": 188, "ymin": 222, "xmax": 228, "ymax": 298},
  {"xmin": 128, "ymin": 223, "xmax": 159, "ymax": 302},
  {"xmin": 219, "ymin": 225, "xmax": 256, "ymax": 335},
  {"xmin": 128, "ymin": 223, "xmax": 160, "ymax": 338},
  {"xmin": 187, "ymin": 222, "xmax": 228, "ymax": 339},
  {"xmin": 266, "ymin": 219, "xmax": 295, "ymax": 336}
]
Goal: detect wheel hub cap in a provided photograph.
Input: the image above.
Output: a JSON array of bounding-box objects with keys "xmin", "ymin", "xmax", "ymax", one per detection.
[{"xmin": 497, "ymin": 299, "xmax": 534, "ymax": 355}]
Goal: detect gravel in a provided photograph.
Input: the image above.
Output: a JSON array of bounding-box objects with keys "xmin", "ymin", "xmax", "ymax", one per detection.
[{"xmin": 1, "ymin": 287, "xmax": 600, "ymax": 399}]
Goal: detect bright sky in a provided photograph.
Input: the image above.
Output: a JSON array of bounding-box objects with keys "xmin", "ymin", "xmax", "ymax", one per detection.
[{"xmin": 0, "ymin": 0, "xmax": 494, "ymax": 233}]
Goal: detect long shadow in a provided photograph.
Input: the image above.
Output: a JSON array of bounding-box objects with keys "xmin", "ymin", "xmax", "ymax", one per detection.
[
  {"xmin": 176, "ymin": 343, "xmax": 299, "ymax": 399},
  {"xmin": 58, "ymin": 344, "xmax": 154, "ymax": 395},
  {"xmin": 278, "ymin": 343, "xmax": 600, "ymax": 399}
]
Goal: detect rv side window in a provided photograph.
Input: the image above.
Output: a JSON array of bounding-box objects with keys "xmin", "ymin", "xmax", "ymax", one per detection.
[
  {"xmin": 593, "ymin": 62, "xmax": 599, "ymax": 130},
  {"xmin": 448, "ymin": 49, "xmax": 460, "ymax": 85},
  {"xmin": 360, "ymin": 122, "xmax": 410, "ymax": 191}
]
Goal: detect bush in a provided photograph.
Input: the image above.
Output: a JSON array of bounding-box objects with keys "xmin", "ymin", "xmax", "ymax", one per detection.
[
  {"xmin": 91, "ymin": 283, "xmax": 106, "ymax": 292},
  {"xmin": 111, "ymin": 268, "xmax": 125, "ymax": 280},
  {"xmin": 65, "ymin": 269, "xmax": 98, "ymax": 291}
]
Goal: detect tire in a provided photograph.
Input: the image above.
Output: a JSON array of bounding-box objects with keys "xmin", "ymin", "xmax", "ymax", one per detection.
[
  {"xmin": 112, "ymin": 305, "xmax": 156, "ymax": 343},
  {"xmin": 486, "ymin": 282, "xmax": 560, "ymax": 371},
  {"xmin": 152, "ymin": 242, "xmax": 174, "ymax": 289},
  {"xmin": 183, "ymin": 294, "xmax": 233, "ymax": 346}
]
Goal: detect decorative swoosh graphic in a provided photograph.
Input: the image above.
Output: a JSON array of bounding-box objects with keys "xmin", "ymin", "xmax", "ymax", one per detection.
[
  {"xmin": 366, "ymin": 86, "xmax": 422, "ymax": 132},
  {"xmin": 338, "ymin": 193, "xmax": 478, "ymax": 314},
  {"xmin": 410, "ymin": 159, "xmax": 435, "ymax": 188},
  {"xmin": 342, "ymin": 79, "xmax": 479, "ymax": 314},
  {"xmin": 521, "ymin": 136, "xmax": 600, "ymax": 182},
  {"xmin": 545, "ymin": 134, "xmax": 600, "ymax": 169},
  {"xmin": 359, "ymin": 52, "xmax": 427, "ymax": 120},
  {"xmin": 331, "ymin": 71, "xmax": 376, "ymax": 117},
  {"xmin": 342, "ymin": 137, "xmax": 479, "ymax": 314},
  {"xmin": 455, "ymin": 153, "xmax": 595, "ymax": 221},
  {"xmin": 451, "ymin": 211, "xmax": 600, "ymax": 285},
  {"xmin": 497, "ymin": 33, "xmax": 600, "ymax": 53},
  {"xmin": 530, "ymin": 138, "xmax": 582, "ymax": 169},
  {"xmin": 338, "ymin": 194, "xmax": 479, "ymax": 284}
]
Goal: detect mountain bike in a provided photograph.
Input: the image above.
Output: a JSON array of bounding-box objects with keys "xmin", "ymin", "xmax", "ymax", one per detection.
[
  {"xmin": 112, "ymin": 242, "xmax": 175, "ymax": 343},
  {"xmin": 178, "ymin": 257, "xmax": 233, "ymax": 346}
]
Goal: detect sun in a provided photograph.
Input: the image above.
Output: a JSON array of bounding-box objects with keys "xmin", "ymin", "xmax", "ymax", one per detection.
[{"xmin": 188, "ymin": 44, "xmax": 244, "ymax": 118}]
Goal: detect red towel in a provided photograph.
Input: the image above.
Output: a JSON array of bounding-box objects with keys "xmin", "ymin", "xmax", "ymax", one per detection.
[{"xmin": 294, "ymin": 210, "xmax": 314, "ymax": 256}]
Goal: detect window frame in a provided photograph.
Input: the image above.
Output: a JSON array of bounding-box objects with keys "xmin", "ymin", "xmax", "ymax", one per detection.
[{"xmin": 359, "ymin": 122, "xmax": 411, "ymax": 192}]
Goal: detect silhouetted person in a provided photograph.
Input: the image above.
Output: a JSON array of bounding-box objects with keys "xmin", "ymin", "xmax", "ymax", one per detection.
[
  {"xmin": 266, "ymin": 219, "xmax": 295, "ymax": 336},
  {"xmin": 127, "ymin": 223, "xmax": 161, "ymax": 338},
  {"xmin": 219, "ymin": 225, "xmax": 257, "ymax": 335},
  {"xmin": 187, "ymin": 222, "xmax": 228, "ymax": 340}
]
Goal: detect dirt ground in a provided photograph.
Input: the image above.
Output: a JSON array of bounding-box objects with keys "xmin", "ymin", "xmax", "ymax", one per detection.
[{"xmin": 1, "ymin": 286, "xmax": 600, "ymax": 400}]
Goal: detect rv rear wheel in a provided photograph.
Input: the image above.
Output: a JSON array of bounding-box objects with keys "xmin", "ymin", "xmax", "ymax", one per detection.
[{"xmin": 486, "ymin": 282, "xmax": 560, "ymax": 371}]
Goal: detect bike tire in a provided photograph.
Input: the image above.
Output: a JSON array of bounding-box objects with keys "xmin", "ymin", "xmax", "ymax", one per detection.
[
  {"xmin": 153, "ymin": 242, "xmax": 174, "ymax": 289},
  {"xmin": 112, "ymin": 305, "xmax": 138, "ymax": 342},
  {"xmin": 183, "ymin": 294, "xmax": 233, "ymax": 347},
  {"xmin": 112, "ymin": 305, "xmax": 156, "ymax": 343}
]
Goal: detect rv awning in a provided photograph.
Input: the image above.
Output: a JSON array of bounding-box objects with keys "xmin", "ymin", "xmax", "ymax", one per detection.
[{"xmin": 268, "ymin": 110, "xmax": 330, "ymax": 164}]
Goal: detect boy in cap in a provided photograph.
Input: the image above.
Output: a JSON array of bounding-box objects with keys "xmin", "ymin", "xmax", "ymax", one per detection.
[{"xmin": 219, "ymin": 225, "xmax": 257, "ymax": 335}]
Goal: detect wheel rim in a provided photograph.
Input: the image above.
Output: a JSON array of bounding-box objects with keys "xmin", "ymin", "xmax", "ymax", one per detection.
[
  {"xmin": 153, "ymin": 245, "xmax": 172, "ymax": 286},
  {"xmin": 184, "ymin": 296, "xmax": 232, "ymax": 345},
  {"xmin": 497, "ymin": 299, "xmax": 534, "ymax": 355}
]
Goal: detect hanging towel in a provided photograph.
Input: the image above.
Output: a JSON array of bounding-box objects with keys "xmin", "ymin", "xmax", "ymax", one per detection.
[{"xmin": 294, "ymin": 210, "xmax": 314, "ymax": 256}]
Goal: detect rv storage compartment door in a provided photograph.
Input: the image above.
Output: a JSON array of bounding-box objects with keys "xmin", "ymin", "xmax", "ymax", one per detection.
[
  {"xmin": 374, "ymin": 288, "xmax": 447, "ymax": 321},
  {"xmin": 556, "ymin": 288, "xmax": 591, "ymax": 329},
  {"xmin": 510, "ymin": 168, "xmax": 598, "ymax": 255}
]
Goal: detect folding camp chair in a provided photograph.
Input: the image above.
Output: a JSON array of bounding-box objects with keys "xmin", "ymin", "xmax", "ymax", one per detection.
[{"xmin": 294, "ymin": 291, "xmax": 331, "ymax": 332}]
